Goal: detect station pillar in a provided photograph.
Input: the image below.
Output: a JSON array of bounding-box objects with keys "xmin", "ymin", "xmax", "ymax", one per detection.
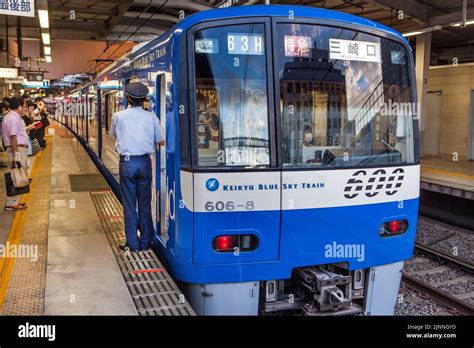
[{"xmin": 415, "ymin": 32, "xmax": 432, "ymax": 157}]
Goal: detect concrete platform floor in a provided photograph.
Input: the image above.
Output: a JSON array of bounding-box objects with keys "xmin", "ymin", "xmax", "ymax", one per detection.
[
  {"xmin": 0, "ymin": 123, "xmax": 136, "ymax": 315},
  {"xmin": 421, "ymin": 155, "xmax": 474, "ymax": 192}
]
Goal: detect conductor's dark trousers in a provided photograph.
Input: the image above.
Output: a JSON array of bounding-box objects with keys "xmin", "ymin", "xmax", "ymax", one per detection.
[{"xmin": 119, "ymin": 154, "xmax": 154, "ymax": 251}]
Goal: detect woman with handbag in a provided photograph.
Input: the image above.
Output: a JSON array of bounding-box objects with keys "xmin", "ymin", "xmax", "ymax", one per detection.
[
  {"xmin": 24, "ymin": 101, "xmax": 42, "ymax": 156},
  {"xmin": 2, "ymin": 97, "xmax": 32, "ymax": 211}
]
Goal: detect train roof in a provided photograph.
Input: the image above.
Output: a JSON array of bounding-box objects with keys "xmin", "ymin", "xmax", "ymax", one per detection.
[{"xmin": 71, "ymin": 4, "xmax": 407, "ymax": 94}]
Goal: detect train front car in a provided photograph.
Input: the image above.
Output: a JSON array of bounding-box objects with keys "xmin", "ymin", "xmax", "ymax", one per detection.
[{"xmin": 159, "ymin": 6, "xmax": 420, "ymax": 316}]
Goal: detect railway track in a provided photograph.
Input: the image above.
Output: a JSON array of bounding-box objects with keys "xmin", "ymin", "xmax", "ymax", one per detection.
[{"xmin": 397, "ymin": 216, "xmax": 474, "ymax": 316}]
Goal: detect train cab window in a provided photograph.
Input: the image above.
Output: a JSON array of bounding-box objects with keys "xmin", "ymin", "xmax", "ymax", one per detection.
[
  {"xmin": 193, "ymin": 24, "xmax": 270, "ymax": 167},
  {"xmin": 276, "ymin": 24, "xmax": 415, "ymax": 168}
]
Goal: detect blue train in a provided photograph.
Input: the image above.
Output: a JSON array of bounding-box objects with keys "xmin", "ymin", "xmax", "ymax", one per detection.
[{"xmin": 53, "ymin": 5, "xmax": 420, "ymax": 315}]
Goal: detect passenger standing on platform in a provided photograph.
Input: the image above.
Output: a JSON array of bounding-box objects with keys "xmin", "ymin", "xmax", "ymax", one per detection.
[
  {"xmin": 0, "ymin": 101, "xmax": 10, "ymax": 168},
  {"xmin": 109, "ymin": 82, "xmax": 165, "ymax": 252},
  {"xmin": 2, "ymin": 97, "xmax": 35, "ymax": 211}
]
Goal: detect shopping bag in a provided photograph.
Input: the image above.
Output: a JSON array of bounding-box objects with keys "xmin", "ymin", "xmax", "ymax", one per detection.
[
  {"xmin": 10, "ymin": 161, "xmax": 29, "ymax": 188},
  {"xmin": 5, "ymin": 172, "xmax": 30, "ymax": 196}
]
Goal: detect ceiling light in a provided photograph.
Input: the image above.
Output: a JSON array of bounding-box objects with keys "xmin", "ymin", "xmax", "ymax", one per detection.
[
  {"xmin": 44, "ymin": 46, "xmax": 51, "ymax": 55},
  {"xmin": 402, "ymin": 31, "xmax": 423, "ymax": 37},
  {"xmin": 402, "ymin": 25, "xmax": 442, "ymax": 37},
  {"xmin": 451, "ymin": 19, "xmax": 474, "ymax": 27},
  {"xmin": 38, "ymin": 9, "xmax": 49, "ymax": 29},
  {"xmin": 42, "ymin": 32, "xmax": 50, "ymax": 45},
  {"xmin": 45, "ymin": 56, "xmax": 52, "ymax": 63}
]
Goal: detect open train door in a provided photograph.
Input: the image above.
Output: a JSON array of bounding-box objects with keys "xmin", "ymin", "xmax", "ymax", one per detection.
[{"xmin": 154, "ymin": 73, "xmax": 168, "ymax": 238}]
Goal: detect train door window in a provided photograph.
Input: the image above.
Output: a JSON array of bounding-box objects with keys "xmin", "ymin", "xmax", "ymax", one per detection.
[
  {"xmin": 276, "ymin": 23, "xmax": 415, "ymax": 168},
  {"xmin": 88, "ymin": 93, "xmax": 99, "ymax": 155},
  {"xmin": 154, "ymin": 74, "xmax": 167, "ymax": 237},
  {"xmin": 101, "ymin": 91, "xmax": 120, "ymax": 179},
  {"xmin": 193, "ymin": 23, "xmax": 271, "ymax": 167}
]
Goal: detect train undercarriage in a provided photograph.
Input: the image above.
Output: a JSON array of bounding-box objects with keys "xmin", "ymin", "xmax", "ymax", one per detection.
[{"xmin": 261, "ymin": 264, "xmax": 368, "ymax": 316}]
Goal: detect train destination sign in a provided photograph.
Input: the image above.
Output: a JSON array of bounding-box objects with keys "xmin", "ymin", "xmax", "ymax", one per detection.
[
  {"xmin": 329, "ymin": 39, "xmax": 381, "ymax": 63},
  {"xmin": 284, "ymin": 35, "xmax": 313, "ymax": 57}
]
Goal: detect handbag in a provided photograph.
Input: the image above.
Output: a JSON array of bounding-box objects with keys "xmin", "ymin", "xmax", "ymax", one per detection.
[
  {"xmin": 10, "ymin": 161, "xmax": 29, "ymax": 188},
  {"xmin": 27, "ymin": 138, "xmax": 33, "ymax": 156},
  {"xmin": 31, "ymin": 138, "xmax": 41, "ymax": 155},
  {"xmin": 5, "ymin": 172, "xmax": 30, "ymax": 196}
]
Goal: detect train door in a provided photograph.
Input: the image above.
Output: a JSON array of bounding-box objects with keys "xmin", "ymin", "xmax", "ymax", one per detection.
[{"xmin": 155, "ymin": 74, "xmax": 167, "ymax": 238}]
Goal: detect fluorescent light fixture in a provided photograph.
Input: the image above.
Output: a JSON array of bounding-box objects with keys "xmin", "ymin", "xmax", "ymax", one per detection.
[
  {"xmin": 451, "ymin": 19, "xmax": 474, "ymax": 27},
  {"xmin": 402, "ymin": 31, "xmax": 423, "ymax": 37},
  {"xmin": 42, "ymin": 32, "xmax": 51, "ymax": 45},
  {"xmin": 402, "ymin": 25, "xmax": 442, "ymax": 37},
  {"xmin": 45, "ymin": 56, "xmax": 52, "ymax": 63},
  {"xmin": 38, "ymin": 9, "xmax": 49, "ymax": 29},
  {"xmin": 44, "ymin": 46, "xmax": 51, "ymax": 55}
]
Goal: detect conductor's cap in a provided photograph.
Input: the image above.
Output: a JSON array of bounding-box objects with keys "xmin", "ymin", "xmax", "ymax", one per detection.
[{"xmin": 125, "ymin": 82, "xmax": 149, "ymax": 98}]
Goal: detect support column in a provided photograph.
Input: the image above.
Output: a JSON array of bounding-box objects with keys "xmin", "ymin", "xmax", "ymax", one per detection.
[{"xmin": 416, "ymin": 32, "xmax": 432, "ymax": 157}]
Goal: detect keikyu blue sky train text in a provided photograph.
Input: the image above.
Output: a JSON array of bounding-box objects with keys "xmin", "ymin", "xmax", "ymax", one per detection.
[{"xmin": 52, "ymin": 5, "xmax": 420, "ymax": 315}]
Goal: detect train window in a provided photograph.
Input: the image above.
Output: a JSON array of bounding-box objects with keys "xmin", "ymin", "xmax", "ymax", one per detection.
[
  {"xmin": 276, "ymin": 24, "xmax": 415, "ymax": 168},
  {"xmin": 193, "ymin": 24, "xmax": 270, "ymax": 167},
  {"xmin": 88, "ymin": 93, "xmax": 99, "ymax": 155}
]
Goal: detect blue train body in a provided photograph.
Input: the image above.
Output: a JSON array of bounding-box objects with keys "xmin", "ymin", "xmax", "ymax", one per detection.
[{"xmin": 56, "ymin": 5, "xmax": 420, "ymax": 315}]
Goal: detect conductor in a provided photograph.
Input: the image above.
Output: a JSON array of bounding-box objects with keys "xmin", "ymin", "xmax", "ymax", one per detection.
[{"xmin": 110, "ymin": 82, "xmax": 165, "ymax": 252}]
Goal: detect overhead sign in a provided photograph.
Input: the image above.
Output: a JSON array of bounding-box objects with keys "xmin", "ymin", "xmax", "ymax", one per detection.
[
  {"xmin": 22, "ymin": 80, "xmax": 50, "ymax": 88},
  {"xmin": 98, "ymin": 80, "xmax": 120, "ymax": 89},
  {"xmin": 4, "ymin": 76, "xmax": 24, "ymax": 84},
  {"xmin": 27, "ymin": 72, "xmax": 44, "ymax": 82},
  {"xmin": 329, "ymin": 39, "xmax": 381, "ymax": 63},
  {"xmin": 0, "ymin": 0, "xmax": 35, "ymax": 18},
  {"xmin": 0, "ymin": 68, "xmax": 18, "ymax": 78}
]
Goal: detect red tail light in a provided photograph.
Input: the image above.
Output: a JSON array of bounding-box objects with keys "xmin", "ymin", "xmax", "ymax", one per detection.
[
  {"xmin": 379, "ymin": 219, "xmax": 408, "ymax": 237},
  {"xmin": 213, "ymin": 235, "xmax": 259, "ymax": 253},
  {"xmin": 215, "ymin": 236, "xmax": 237, "ymax": 252}
]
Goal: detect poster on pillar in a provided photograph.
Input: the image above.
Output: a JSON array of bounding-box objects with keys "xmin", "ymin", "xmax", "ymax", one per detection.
[{"xmin": 0, "ymin": 0, "xmax": 35, "ymax": 18}]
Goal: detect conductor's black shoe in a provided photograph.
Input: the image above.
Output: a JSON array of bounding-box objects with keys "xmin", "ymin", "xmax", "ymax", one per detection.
[
  {"xmin": 140, "ymin": 246, "xmax": 151, "ymax": 252},
  {"xmin": 119, "ymin": 243, "xmax": 139, "ymax": 253}
]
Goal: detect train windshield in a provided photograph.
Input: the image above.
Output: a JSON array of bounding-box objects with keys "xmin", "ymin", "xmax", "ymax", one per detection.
[
  {"xmin": 193, "ymin": 23, "xmax": 270, "ymax": 167},
  {"xmin": 277, "ymin": 23, "xmax": 415, "ymax": 168},
  {"xmin": 192, "ymin": 22, "xmax": 415, "ymax": 168}
]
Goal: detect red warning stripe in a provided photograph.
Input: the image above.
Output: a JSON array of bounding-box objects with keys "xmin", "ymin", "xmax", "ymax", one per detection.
[{"xmin": 131, "ymin": 268, "xmax": 165, "ymax": 274}]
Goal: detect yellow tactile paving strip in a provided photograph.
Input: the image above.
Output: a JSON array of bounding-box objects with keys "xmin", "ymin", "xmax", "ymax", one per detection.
[{"xmin": 0, "ymin": 136, "xmax": 53, "ymax": 315}]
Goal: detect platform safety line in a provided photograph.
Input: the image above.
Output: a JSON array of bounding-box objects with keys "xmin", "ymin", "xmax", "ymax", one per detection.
[
  {"xmin": 0, "ymin": 150, "xmax": 45, "ymax": 309},
  {"xmin": 131, "ymin": 268, "xmax": 165, "ymax": 275},
  {"xmin": 422, "ymin": 166, "xmax": 474, "ymax": 180}
]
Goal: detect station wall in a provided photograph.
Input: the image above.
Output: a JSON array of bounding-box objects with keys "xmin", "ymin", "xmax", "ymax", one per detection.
[{"xmin": 426, "ymin": 65, "xmax": 474, "ymax": 158}]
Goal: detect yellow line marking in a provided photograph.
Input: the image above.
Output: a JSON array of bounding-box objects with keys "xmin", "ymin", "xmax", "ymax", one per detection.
[
  {"xmin": 0, "ymin": 148, "xmax": 45, "ymax": 309},
  {"xmin": 421, "ymin": 166, "xmax": 474, "ymax": 180}
]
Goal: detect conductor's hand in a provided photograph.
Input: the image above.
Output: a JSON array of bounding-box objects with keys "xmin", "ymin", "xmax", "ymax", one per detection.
[{"xmin": 158, "ymin": 140, "xmax": 165, "ymax": 146}]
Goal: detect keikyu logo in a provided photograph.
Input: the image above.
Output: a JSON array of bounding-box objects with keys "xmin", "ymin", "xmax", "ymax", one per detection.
[{"xmin": 206, "ymin": 178, "xmax": 219, "ymax": 192}]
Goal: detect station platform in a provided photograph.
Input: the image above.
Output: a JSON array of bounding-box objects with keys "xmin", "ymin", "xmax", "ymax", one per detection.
[
  {"xmin": 0, "ymin": 121, "xmax": 195, "ymax": 316},
  {"xmin": 420, "ymin": 156, "xmax": 474, "ymax": 200}
]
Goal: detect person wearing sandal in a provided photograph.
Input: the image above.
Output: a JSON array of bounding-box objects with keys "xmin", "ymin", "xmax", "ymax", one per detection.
[{"xmin": 2, "ymin": 97, "xmax": 32, "ymax": 211}]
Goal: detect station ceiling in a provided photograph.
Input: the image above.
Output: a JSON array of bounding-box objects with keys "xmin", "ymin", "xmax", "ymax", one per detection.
[{"xmin": 1, "ymin": 0, "xmax": 474, "ymax": 65}]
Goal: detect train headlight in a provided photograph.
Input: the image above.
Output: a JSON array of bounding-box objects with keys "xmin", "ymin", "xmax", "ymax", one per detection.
[{"xmin": 379, "ymin": 219, "xmax": 409, "ymax": 237}]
